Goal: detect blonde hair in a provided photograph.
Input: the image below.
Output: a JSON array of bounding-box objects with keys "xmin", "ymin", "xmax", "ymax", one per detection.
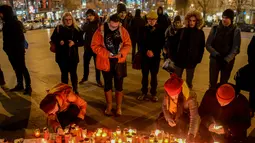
[
  {"xmin": 184, "ymin": 10, "xmax": 204, "ymax": 30},
  {"xmin": 62, "ymin": 12, "xmax": 80, "ymax": 31}
]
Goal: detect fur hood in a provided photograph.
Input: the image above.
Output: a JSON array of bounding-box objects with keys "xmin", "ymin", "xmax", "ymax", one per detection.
[{"xmin": 184, "ymin": 10, "xmax": 204, "ymax": 30}]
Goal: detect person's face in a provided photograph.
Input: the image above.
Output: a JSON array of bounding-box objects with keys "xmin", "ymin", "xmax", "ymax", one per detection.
[
  {"xmin": 64, "ymin": 15, "xmax": 73, "ymax": 27},
  {"xmin": 188, "ymin": 16, "xmax": 197, "ymax": 28},
  {"xmin": 222, "ymin": 16, "xmax": 231, "ymax": 26},
  {"xmin": 158, "ymin": 9, "xmax": 163, "ymax": 14},
  {"xmin": 87, "ymin": 14, "xmax": 95, "ymax": 22},
  {"xmin": 118, "ymin": 11, "xmax": 127, "ymax": 20},
  {"xmin": 48, "ymin": 104, "xmax": 59, "ymax": 115},
  {"xmin": 174, "ymin": 21, "xmax": 182, "ymax": 29},
  {"xmin": 109, "ymin": 21, "xmax": 120, "ymax": 31},
  {"xmin": 147, "ymin": 18, "xmax": 157, "ymax": 27}
]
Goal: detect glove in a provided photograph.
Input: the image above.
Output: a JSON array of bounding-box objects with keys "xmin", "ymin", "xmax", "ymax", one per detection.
[{"xmin": 187, "ymin": 134, "xmax": 195, "ymax": 143}]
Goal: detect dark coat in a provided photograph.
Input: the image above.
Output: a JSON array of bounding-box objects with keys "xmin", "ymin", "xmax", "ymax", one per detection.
[
  {"xmin": 141, "ymin": 24, "xmax": 165, "ymax": 59},
  {"xmin": 82, "ymin": 19, "xmax": 100, "ymax": 49},
  {"xmin": 51, "ymin": 25, "xmax": 83, "ymax": 64},
  {"xmin": 248, "ymin": 36, "xmax": 255, "ymax": 65},
  {"xmin": 198, "ymin": 88, "xmax": 251, "ymax": 142},
  {"xmin": 129, "ymin": 16, "xmax": 146, "ymax": 42},
  {"xmin": 172, "ymin": 27, "xmax": 205, "ymax": 68}
]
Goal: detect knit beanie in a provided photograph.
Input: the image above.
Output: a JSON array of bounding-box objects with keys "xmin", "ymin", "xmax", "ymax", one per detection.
[
  {"xmin": 164, "ymin": 73, "xmax": 183, "ymax": 96},
  {"xmin": 86, "ymin": 9, "xmax": 96, "ymax": 16},
  {"xmin": 223, "ymin": 9, "xmax": 234, "ymax": 22},
  {"xmin": 147, "ymin": 10, "xmax": 158, "ymax": 19},
  {"xmin": 174, "ymin": 15, "xmax": 181, "ymax": 22},
  {"xmin": 216, "ymin": 84, "xmax": 235, "ymax": 104},
  {"xmin": 117, "ymin": 3, "xmax": 127, "ymax": 14}
]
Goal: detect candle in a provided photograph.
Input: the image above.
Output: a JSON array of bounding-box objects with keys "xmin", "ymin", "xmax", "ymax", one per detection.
[
  {"xmin": 214, "ymin": 125, "xmax": 223, "ymax": 130},
  {"xmin": 84, "ymin": 138, "xmax": 90, "ymax": 143},
  {"xmin": 149, "ymin": 135, "xmax": 154, "ymax": 143},
  {"xmin": 126, "ymin": 135, "xmax": 132, "ymax": 143},
  {"xmin": 65, "ymin": 133, "xmax": 71, "ymax": 143},
  {"xmin": 111, "ymin": 139, "xmax": 116, "ymax": 143},
  {"xmin": 155, "ymin": 130, "xmax": 160, "ymax": 137},
  {"xmin": 41, "ymin": 139, "xmax": 47, "ymax": 143},
  {"xmin": 55, "ymin": 135, "xmax": 62, "ymax": 143},
  {"xmin": 34, "ymin": 129, "xmax": 41, "ymax": 138},
  {"xmin": 97, "ymin": 128, "xmax": 103, "ymax": 134},
  {"xmin": 96, "ymin": 132, "xmax": 101, "ymax": 137},
  {"xmin": 43, "ymin": 127, "xmax": 50, "ymax": 140},
  {"xmin": 116, "ymin": 126, "xmax": 121, "ymax": 136},
  {"xmin": 102, "ymin": 132, "xmax": 107, "ymax": 138},
  {"xmin": 82, "ymin": 129, "xmax": 87, "ymax": 139},
  {"xmin": 163, "ymin": 138, "xmax": 169, "ymax": 143},
  {"xmin": 117, "ymin": 138, "xmax": 122, "ymax": 143}
]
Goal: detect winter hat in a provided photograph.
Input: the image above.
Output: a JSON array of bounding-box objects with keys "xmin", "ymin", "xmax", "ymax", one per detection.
[
  {"xmin": 223, "ymin": 9, "xmax": 234, "ymax": 21},
  {"xmin": 117, "ymin": 3, "xmax": 127, "ymax": 14},
  {"xmin": 174, "ymin": 15, "xmax": 181, "ymax": 22},
  {"xmin": 216, "ymin": 84, "xmax": 235, "ymax": 104},
  {"xmin": 164, "ymin": 73, "xmax": 184, "ymax": 96},
  {"xmin": 86, "ymin": 9, "xmax": 96, "ymax": 16},
  {"xmin": 147, "ymin": 10, "xmax": 158, "ymax": 19}
]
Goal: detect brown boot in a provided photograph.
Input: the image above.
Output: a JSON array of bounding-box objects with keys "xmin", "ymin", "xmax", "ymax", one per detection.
[
  {"xmin": 105, "ymin": 90, "xmax": 113, "ymax": 116},
  {"xmin": 115, "ymin": 91, "xmax": 123, "ymax": 116}
]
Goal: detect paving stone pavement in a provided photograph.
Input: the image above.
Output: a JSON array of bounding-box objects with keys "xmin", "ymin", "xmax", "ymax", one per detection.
[{"xmin": 0, "ymin": 28, "xmax": 255, "ymax": 141}]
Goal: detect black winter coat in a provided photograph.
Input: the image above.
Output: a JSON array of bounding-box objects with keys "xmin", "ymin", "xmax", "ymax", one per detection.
[
  {"xmin": 248, "ymin": 36, "xmax": 255, "ymax": 65},
  {"xmin": 82, "ymin": 20, "xmax": 99, "ymax": 49},
  {"xmin": 141, "ymin": 24, "xmax": 165, "ymax": 59},
  {"xmin": 172, "ymin": 27, "xmax": 205, "ymax": 68},
  {"xmin": 51, "ymin": 25, "xmax": 83, "ymax": 64},
  {"xmin": 2, "ymin": 18, "xmax": 25, "ymax": 55},
  {"xmin": 199, "ymin": 88, "xmax": 251, "ymax": 142},
  {"xmin": 130, "ymin": 17, "xmax": 146, "ymax": 42}
]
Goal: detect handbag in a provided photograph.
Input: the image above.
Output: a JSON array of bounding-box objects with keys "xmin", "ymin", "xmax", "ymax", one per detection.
[
  {"xmin": 49, "ymin": 25, "xmax": 60, "ymax": 53},
  {"xmin": 234, "ymin": 64, "xmax": 254, "ymax": 91},
  {"xmin": 116, "ymin": 62, "xmax": 127, "ymax": 78},
  {"xmin": 132, "ymin": 52, "xmax": 141, "ymax": 70}
]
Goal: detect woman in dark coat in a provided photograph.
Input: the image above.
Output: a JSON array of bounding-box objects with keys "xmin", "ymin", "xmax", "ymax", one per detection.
[{"xmin": 51, "ymin": 12, "xmax": 83, "ymax": 94}]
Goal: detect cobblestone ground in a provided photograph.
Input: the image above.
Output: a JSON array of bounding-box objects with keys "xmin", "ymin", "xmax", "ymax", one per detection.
[{"xmin": 0, "ymin": 28, "xmax": 254, "ymax": 141}]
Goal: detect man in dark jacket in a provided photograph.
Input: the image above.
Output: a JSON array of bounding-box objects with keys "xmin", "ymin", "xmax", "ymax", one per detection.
[
  {"xmin": 206, "ymin": 9, "xmax": 241, "ymax": 89},
  {"xmin": 172, "ymin": 10, "xmax": 205, "ymax": 89},
  {"xmin": 0, "ymin": 5, "xmax": 32, "ymax": 95},
  {"xmin": 137, "ymin": 10, "xmax": 165, "ymax": 102},
  {"xmin": 79, "ymin": 9, "xmax": 103, "ymax": 87},
  {"xmin": 157, "ymin": 6, "xmax": 170, "ymax": 33},
  {"xmin": 117, "ymin": 3, "xmax": 129, "ymax": 30},
  {"xmin": 130, "ymin": 9, "xmax": 145, "ymax": 62},
  {"xmin": 199, "ymin": 83, "xmax": 251, "ymax": 142}
]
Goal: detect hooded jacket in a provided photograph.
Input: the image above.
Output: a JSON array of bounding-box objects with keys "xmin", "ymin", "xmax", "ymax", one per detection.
[
  {"xmin": 162, "ymin": 82, "xmax": 200, "ymax": 136},
  {"xmin": 130, "ymin": 9, "xmax": 146, "ymax": 42},
  {"xmin": 0, "ymin": 5, "xmax": 25, "ymax": 54},
  {"xmin": 82, "ymin": 17, "xmax": 100, "ymax": 49},
  {"xmin": 157, "ymin": 6, "xmax": 170, "ymax": 32}
]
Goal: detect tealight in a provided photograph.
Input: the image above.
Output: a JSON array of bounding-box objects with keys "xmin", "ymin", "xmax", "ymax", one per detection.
[
  {"xmin": 117, "ymin": 138, "xmax": 122, "ymax": 143},
  {"xmin": 127, "ymin": 135, "xmax": 132, "ymax": 142},
  {"xmin": 34, "ymin": 129, "xmax": 41, "ymax": 138},
  {"xmin": 102, "ymin": 132, "xmax": 108, "ymax": 137}
]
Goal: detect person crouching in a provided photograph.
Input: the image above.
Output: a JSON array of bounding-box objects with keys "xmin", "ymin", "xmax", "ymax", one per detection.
[
  {"xmin": 40, "ymin": 83, "xmax": 87, "ymax": 135},
  {"xmin": 157, "ymin": 74, "xmax": 200, "ymax": 142}
]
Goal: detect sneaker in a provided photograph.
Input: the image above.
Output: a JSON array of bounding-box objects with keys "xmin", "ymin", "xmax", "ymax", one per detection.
[
  {"xmin": 23, "ymin": 87, "xmax": 32, "ymax": 95},
  {"xmin": 151, "ymin": 96, "xmax": 159, "ymax": 102},
  {"xmin": 10, "ymin": 85, "xmax": 24, "ymax": 92},
  {"xmin": 79, "ymin": 78, "xmax": 87, "ymax": 84},
  {"xmin": 96, "ymin": 80, "xmax": 103, "ymax": 87},
  {"xmin": 137, "ymin": 94, "xmax": 150, "ymax": 101}
]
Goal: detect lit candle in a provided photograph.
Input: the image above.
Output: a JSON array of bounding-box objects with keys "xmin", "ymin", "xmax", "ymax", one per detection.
[
  {"xmin": 163, "ymin": 138, "xmax": 169, "ymax": 143},
  {"xmin": 116, "ymin": 127, "xmax": 121, "ymax": 136},
  {"xmin": 43, "ymin": 127, "xmax": 50, "ymax": 140},
  {"xmin": 214, "ymin": 125, "xmax": 223, "ymax": 130},
  {"xmin": 111, "ymin": 139, "xmax": 116, "ymax": 143},
  {"xmin": 155, "ymin": 130, "xmax": 160, "ymax": 137},
  {"xmin": 96, "ymin": 132, "xmax": 101, "ymax": 137},
  {"xmin": 41, "ymin": 139, "xmax": 47, "ymax": 143},
  {"xmin": 117, "ymin": 138, "xmax": 122, "ymax": 143},
  {"xmin": 126, "ymin": 135, "xmax": 132, "ymax": 143},
  {"xmin": 65, "ymin": 133, "xmax": 71, "ymax": 143},
  {"xmin": 97, "ymin": 128, "xmax": 103, "ymax": 134},
  {"xmin": 102, "ymin": 132, "xmax": 107, "ymax": 138},
  {"xmin": 82, "ymin": 129, "xmax": 87, "ymax": 139},
  {"xmin": 84, "ymin": 138, "xmax": 90, "ymax": 143},
  {"xmin": 149, "ymin": 135, "xmax": 155, "ymax": 143},
  {"xmin": 34, "ymin": 129, "xmax": 41, "ymax": 138},
  {"xmin": 55, "ymin": 135, "xmax": 62, "ymax": 143}
]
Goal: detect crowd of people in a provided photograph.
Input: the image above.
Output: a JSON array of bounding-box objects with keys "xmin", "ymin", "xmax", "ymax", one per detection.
[{"xmin": 0, "ymin": 3, "xmax": 255, "ymax": 143}]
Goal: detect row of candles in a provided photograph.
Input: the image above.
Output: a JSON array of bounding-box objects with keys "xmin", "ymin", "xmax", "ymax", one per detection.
[{"xmin": 32, "ymin": 125, "xmax": 188, "ymax": 143}]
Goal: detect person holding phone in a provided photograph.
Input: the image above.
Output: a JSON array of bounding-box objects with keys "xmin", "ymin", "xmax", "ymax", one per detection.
[{"xmin": 198, "ymin": 83, "xmax": 251, "ymax": 142}]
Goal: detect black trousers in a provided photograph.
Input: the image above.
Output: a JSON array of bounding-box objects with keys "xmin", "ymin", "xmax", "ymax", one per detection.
[
  {"xmin": 83, "ymin": 48, "xmax": 101, "ymax": 81},
  {"xmin": 209, "ymin": 58, "xmax": 235, "ymax": 89},
  {"xmin": 7, "ymin": 53, "xmax": 31, "ymax": 87},
  {"xmin": 250, "ymin": 89, "xmax": 255, "ymax": 112},
  {"xmin": 131, "ymin": 40, "xmax": 142, "ymax": 62},
  {"xmin": 102, "ymin": 59, "xmax": 123, "ymax": 92},
  {"xmin": 175, "ymin": 66, "xmax": 196, "ymax": 88},
  {"xmin": 57, "ymin": 104, "xmax": 80, "ymax": 128},
  {"xmin": 0, "ymin": 67, "xmax": 5, "ymax": 85},
  {"xmin": 141, "ymin": 57, "xmax": 160, "ymax": 96},
  {"xmin": 58, "ymin": 62, "xmax": 78, "ymax": 91}
]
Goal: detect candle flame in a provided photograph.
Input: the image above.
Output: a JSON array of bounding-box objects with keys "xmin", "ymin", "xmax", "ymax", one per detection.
[{"xmin": 155, "ymin": 129, "xmax": 160, "ymax": 136}]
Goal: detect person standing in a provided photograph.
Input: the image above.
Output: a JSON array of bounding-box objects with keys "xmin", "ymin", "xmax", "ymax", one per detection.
[
  {"xmin": 117, "ymin": 3, "xmax": 129, "ymax": 30},
  {"xmin": 157, "ymin": 6, "xmax": 170, "ymax": 33},
  {"xmin": 50, "ymin": 12, "xmax": 83, "ymax": 94},
  {"xmin": 137, "ymin": 10, "xmax": 165, "ymax": 102},
  {"xmin": 172, "ymin": 10, "xmax": 205, "ymax": 89},
  {"xmin": 0, "ymin": 5, "xmax": 32, "ymax": 95},
  {"xmin": 199, "ymin": 83, "xmax": 250, "ymax": 143},
  {"xmin": 130, "ymin": 9, "xmax": 146, "ymax": 62},
  {"xmin": 91, "ymin": 14, "xmax": 131, "ymax": 116},
  {"xmin": 79, "ymin": 9, "xmax": 103, "ymax": 87},
  {"xmin": 206, "ymin": 9, "xmax": 241, "ymax": 89}
]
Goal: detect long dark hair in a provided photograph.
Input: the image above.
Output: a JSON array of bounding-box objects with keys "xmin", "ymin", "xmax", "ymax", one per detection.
[{"xmin": 175, "ymin": 92, "xmax": 186, "ymax": 122}]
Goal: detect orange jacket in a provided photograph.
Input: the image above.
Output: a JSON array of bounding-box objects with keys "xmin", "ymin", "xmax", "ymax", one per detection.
[
  {"xmin": 44, "ymin": 84, "xmax": 87, "ymax": 132},
  {"xmin": 91, "ymin": 24, "xmax": 131, "ymax": 72}
]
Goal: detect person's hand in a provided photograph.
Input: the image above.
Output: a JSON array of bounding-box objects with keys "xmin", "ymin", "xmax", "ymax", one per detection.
[
  {"xmin": 69, "ymin": 40, "xmax": 75, "ymax": 47},
  {"xmin": 57, "ymin": 127, "xmax": 64, "ymax": 135},
  {"xmin": 168, "ymin": 120, "xmax": 176, "ymax": 127},
  {"xmin": 112, "ymin": 53, "xmax": 122, "ymax": 59},
  {"xmin": 186, "ymin": 134, "xmax": 195, "ymax": 143},
  {"xmin": 147, "ymin": 50, "xmax": 154, "ymax": 58},
  {"xmin": 214, "ymin": 127, "xmax": 225, "ymax": 135},
  {"xmin": 208, "ymin": 123, "xmax": 216, "ymax": 133},
  {"xmin": 60, "ymin": 40, "xmax": 64, "ymax": 46}
]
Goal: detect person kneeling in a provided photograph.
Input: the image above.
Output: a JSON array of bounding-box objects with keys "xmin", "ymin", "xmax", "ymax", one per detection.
[
  {"xmin": 158, "ymin": 74, "xmax": 200, "ymax": 142},
  {"xmin": 198, "ymin": 83, "xmax": 251, "ymax": 143},
  {"xmin": 40, "ymin": 83, "xmax": 87, "ymax": 135}
]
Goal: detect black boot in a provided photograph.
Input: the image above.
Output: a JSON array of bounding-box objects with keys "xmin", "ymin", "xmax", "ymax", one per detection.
[
  {"xmin": 24, "ymin": 86, "xmax": 32, "ymax": 95},
  {"xmin": 10, "ymin": 84, "xmax": 24, "ymax": 92}
]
